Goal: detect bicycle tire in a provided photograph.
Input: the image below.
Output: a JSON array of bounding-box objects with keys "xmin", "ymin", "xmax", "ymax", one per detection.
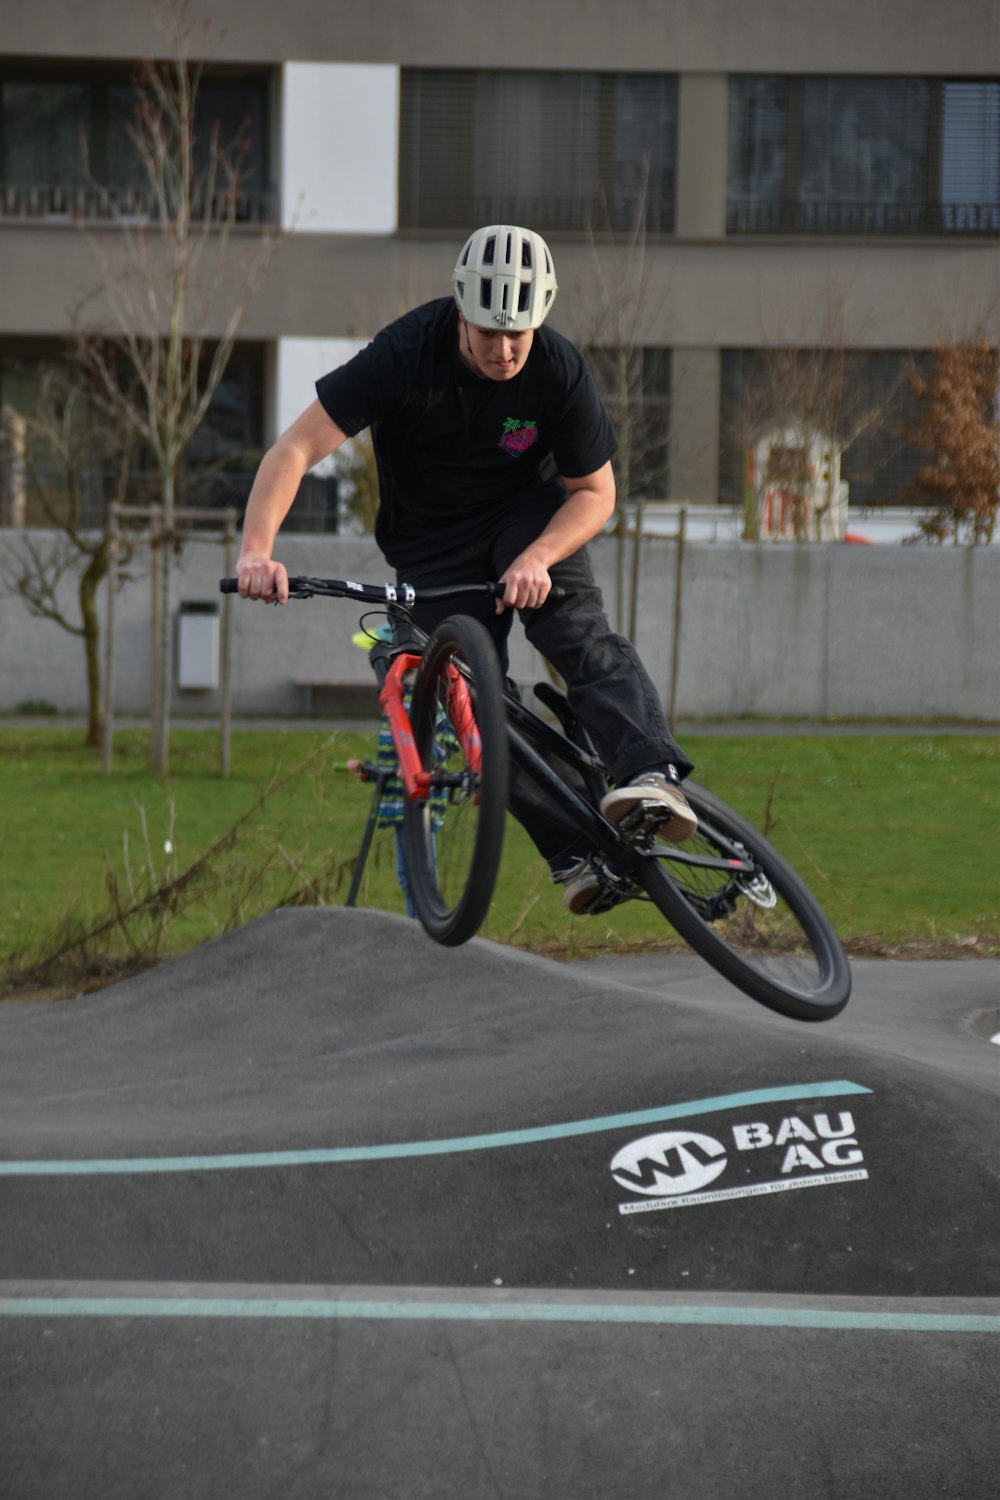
[
  {"xmin": 403, "ymin": 615, "xmax": 509, "ymax": 946},
  {"xmin": 632, "ymin": 781, "xmax": 851, "ymax": 1021}
]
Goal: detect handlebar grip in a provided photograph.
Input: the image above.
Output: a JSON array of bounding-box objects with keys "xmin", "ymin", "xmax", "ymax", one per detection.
[
  {"xmin": 219, "ymin": 578, "xmax": 239, "ymax": 593},
  {"xmin": 486, "ymin": 582, "xmax": 567, "ymax": 603}
]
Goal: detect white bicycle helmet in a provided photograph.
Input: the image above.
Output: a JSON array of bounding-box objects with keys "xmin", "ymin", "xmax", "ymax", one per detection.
[{"xmin": 452, "ymin": 224, "xmax": 558, "ymax": 331}]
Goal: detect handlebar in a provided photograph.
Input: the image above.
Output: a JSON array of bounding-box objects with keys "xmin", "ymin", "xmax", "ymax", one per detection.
[{"xmin": 219, "ymin": 576, "xmax": 567, "ymax": 604}]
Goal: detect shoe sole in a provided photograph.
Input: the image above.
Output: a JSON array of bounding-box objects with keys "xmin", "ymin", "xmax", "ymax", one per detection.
[
  {"xmin": 602, "ymin": 793, "xmax": 698, "ymax": 843},
  {"xmin": 564, "ymin": 886, "xmax": 635, "ymax": 917},
  {"xmin": 562, "ymin": 873, "xmax": 641, "ymax": 916}
]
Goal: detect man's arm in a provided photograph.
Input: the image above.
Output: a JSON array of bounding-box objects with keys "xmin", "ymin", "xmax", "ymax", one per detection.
[
  {"xmin": 237, "ymin": 400, "xmax": 349, "ymax": 603},
  {"xmin": 497, "ymin": 460, "xmax": 616, "ymax": 612}
]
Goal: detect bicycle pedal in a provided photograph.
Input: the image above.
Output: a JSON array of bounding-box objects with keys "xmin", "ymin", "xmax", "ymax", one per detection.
[{"xmin": 618, "ymin": 799, "xmax": 672, "ymax": 836}]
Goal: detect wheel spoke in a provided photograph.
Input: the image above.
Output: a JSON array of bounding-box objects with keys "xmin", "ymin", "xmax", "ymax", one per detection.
[{"xmin": 635, "ymin": 782, "xmax": 851, "ymax": 1020}]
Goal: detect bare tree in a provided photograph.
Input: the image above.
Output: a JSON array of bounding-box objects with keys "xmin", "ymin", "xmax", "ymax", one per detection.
[
  {"xmin": 333, "ymin": 430, "xmax": 380, "ymax": 536},
  {"xmin": 580, "ymin": 165, "xmax": 670, "ymax": 626},
  {"xmin": 739, "ymin": 294, "xmax": 905, "ymax": 542},
  {"xmin": 904, "ymin": 335, "xmax": 1000, "ymax": 546},
  {"xmin": 0, "ymin": 366, "xmax": 137, "ymax": 746},
  {"xmin": 76, "ymin": 0, "xmax": 276, "ymax": 772},
  {"xmin": 740, "ymin": 289, "xmax": 917, "ymax": 543}
]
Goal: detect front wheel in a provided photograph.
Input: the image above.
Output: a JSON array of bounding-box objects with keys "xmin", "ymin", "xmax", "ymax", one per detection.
[
  {"xmin": 633, "ymin": 782, "xmax": 851, "ymax": 1021},
  {"xmin": 403, "ymin": 615, "xmax": 509, "ymax": 946}
]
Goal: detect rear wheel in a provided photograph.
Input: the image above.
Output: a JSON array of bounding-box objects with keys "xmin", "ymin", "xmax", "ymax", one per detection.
[
  {"xmin": 403, "ymin": 615, "xmax": 508, "ymax": 946},
  {"xmin": 633, "ymin": 782, "xmax": 851, "ymax": 1021}
]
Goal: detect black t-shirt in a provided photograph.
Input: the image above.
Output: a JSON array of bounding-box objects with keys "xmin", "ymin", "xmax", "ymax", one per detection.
[{"xmin": 315, "ymin": 298, "xmax": 617, "ymax": 568}]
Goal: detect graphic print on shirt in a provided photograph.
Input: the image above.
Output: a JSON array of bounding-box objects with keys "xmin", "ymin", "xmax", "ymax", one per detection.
[{"xmin": 498, "ymin": 418, "xmax": 539, "ymax": 456}]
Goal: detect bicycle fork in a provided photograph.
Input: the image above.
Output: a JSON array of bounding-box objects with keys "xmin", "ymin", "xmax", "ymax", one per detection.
[{"xmin": 378, "ymin": 653, "xmax": 483, "ymax": 804}]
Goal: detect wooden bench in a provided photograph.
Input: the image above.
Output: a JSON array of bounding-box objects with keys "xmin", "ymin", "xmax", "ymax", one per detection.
[{"xmin": 294, "ymin": 679, "xmax": 381, "ymax": 719}]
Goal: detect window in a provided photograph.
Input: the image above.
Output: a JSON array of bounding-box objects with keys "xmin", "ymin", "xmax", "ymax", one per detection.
[
  {"xmin": 0, "ymin": 339, "xmax": 275, "ymax": 529},
  {"xmin": 940, "ymin": 82, "xmax": 1000, "ymax": 231},
  {"xmin": 0, "ymin": 65, "xmax": 273, "ymax": 221},
  {"xmin": 728, "ymin": 76, "xmax": 1000, "ymax": 236},
  {"xmin": 399, "ymin": 70, "xmax": 676, "ymax": 234},
  {"xmin": 2, "ymin": 81, "xmax": 91, "ymax": 191},
  {"xmin": 587, "ymin": 345, "xmax": 671, "ymax": 498},
  {"xmin": 719, "ymin": 349, "xmax": 929, "ymax": 506}
]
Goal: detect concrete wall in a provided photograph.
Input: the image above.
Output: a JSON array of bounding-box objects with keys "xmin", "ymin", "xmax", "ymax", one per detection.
[
  {"xmin": 4, "ymin": 0, "xmax": 998, "ymax": 73},
  {"xmin": 7, "ymin": 228, "xmax": 999, "ymax": 351},
  {"xmin": 630, "ymin": 539, "xmax": 1000, "ymax": 721},
  {"xmin": 2, "ymin": 532, "xmax": 997, "ymax": 724}
]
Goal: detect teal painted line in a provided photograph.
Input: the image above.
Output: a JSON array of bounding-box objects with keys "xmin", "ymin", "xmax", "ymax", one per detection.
[
  {"xmin": 0, "ymin": 1296, "xmax": 996, "ymax": 1335},
  {"xmin": 0, "ymin": 1080, "xmax": 871, "ymax": 1178}
]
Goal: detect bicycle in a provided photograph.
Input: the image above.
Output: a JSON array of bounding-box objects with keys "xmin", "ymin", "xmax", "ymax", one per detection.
[{"xmin": 221, "ymin": 575, "xmax": 852, "ymax": 1023}]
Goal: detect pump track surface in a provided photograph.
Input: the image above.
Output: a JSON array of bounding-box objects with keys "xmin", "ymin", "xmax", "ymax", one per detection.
[{"xmin": 1, "ymin": 906, "xmax": 998, "ymax": 1499}]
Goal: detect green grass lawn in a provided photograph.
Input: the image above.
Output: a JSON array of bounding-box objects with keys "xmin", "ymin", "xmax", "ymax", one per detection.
[{"xmin": 1, "ymin": 725, "xmax": 997, "ymax": 994}]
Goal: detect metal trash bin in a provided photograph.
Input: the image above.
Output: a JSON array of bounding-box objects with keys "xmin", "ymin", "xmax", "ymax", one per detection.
[{"xmin": 177, "ymin": 600, "xmax": 220, "ymax": 690}]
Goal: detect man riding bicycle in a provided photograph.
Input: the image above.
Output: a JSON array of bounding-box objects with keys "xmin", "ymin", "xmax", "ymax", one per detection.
[{"xmin": 237, "ymin": 224, "xmax": 697, "ymax": 915}]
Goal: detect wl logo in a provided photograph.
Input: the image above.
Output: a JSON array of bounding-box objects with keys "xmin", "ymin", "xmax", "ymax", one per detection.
[{"xmin": 610, "ymin": 1131, "xmax": 728, "ymax": 1197}]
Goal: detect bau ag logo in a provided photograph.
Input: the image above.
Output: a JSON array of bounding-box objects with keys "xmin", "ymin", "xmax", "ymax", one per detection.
[{"xmin": 611, "ymin": 1106, "xmax": 867, "ymax": 1215}]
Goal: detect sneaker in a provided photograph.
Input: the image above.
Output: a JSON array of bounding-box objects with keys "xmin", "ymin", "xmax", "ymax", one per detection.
[
  {"xmin": 600, "ymin": 769, "xmax": 698, "ymax": 842},
  {"xmin": 555, "ymin": 858, "xmax": 638, "ymax": 917}
]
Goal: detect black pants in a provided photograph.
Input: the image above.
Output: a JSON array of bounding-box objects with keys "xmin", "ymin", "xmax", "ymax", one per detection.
[{"xmin": 397, "ymin": 516, "xmax": 693, "ymax": 866}]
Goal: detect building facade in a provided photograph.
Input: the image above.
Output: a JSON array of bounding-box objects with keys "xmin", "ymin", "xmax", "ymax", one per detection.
[{"xmin": 1, "ymin": 0, "xmax": 998, "ymax": 524}]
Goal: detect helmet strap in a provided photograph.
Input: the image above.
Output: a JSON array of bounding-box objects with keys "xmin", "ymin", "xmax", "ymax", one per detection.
[{"xmin": 458, "ymin": 314, "xmax": 483, "ymax": 377}]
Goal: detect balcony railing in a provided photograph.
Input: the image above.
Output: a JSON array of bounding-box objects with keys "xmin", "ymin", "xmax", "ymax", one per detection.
[
  {"xmin": 401, "ymin": 191, "xmax": 675, "ymax": 236},
  {"xmin": 0, "ymin": 180, "xmax": 278, "ymax": 225},
  {"xmin": 727, "ymin": 197, "xmax": 1000, "ymax": 237}
]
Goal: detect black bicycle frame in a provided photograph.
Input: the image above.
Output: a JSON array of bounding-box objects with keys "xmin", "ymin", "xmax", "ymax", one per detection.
[
  {"xmin": 370, "ymin": 632, "xmax": 758, "ymax": 884},
  {"xmin": 218, "ymin": 573, "xmax": 756, "ymax": 883},
  {"xmin": 501, "ymin": 689, "xmax": 757, "ymax": 879}
]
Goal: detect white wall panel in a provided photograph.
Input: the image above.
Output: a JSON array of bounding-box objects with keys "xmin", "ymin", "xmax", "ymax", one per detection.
[
  {"xmin": 281, "ymin": 63, "xmax": 398, "ymax": 233},
  {"xmin": 276, "ymin": 337, "xmax": 368, "ymax": 438}
]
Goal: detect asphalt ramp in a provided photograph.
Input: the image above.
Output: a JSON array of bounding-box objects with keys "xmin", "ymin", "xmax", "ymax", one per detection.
[{"xmin": 1, "ymin": 907, "xmax": 997, "ymax": 1498}]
